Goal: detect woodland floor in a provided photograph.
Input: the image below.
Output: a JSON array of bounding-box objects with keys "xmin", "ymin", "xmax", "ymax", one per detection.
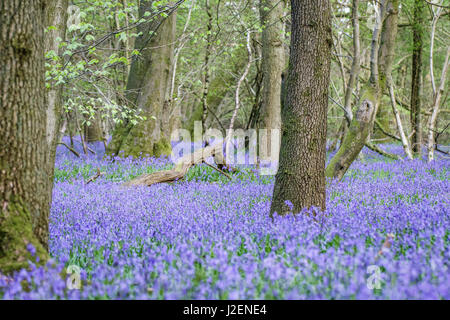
[{"xmin": 0, "ymin": 139, "xmax": 449, "ymax": 299}]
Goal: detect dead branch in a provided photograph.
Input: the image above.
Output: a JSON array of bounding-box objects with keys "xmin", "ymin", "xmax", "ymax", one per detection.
[
  {"xmin": 58, "ymin": 142, "xmax": 80, "ymax": 158},
  {"xmin": 85, "ymin": 168, "xmax": 104, "ymax": 185},
  {"xmin": 203, "ymin": 162, "xmax": 232, "ymax": 180},
  {"xmin": 376, "ymin": 233, "xmax": 395, "ymax": 260},
  {"xmin": 374, "ymin": 119, "xmax": 401, "ymax": 141},
  {"xmin": 365, "ymin": 142, "xmax": 402, "ymax": 160}
]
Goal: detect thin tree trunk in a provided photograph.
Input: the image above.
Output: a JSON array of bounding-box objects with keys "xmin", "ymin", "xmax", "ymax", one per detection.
[
  {"xmin": 201, "ymin": 0, "xmax": 213, "ymax": 134},
  {"xmin": 226, "ymin": 30, "xmax": 252, "ymax": 148},
  {"xmin": 427, "ymin": 46, "xmax": 450, "ymax": 162},
  {"xmin": 0, "ymin": 0, "xmax": 50, "ymax": 273},
  {"xmin": 270, "ymin": 0, "xmax": 332, "ymax": 215},
  {"xmin": 388, "ymin": 79, "xmax": 413, "ymax": 159},
  {"xmin": 410, "ymin": 0, "xmax": 425, "ymax": 156},
  {"xmin": 342, "ymin": 0, "xmax": 360, "ymax": 126},
  {"xmin": 44, "ymin": 0, "xmax": 69, "ymax": 240}
]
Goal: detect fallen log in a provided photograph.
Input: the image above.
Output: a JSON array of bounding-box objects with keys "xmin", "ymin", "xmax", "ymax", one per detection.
[{"xmin": 123, "ymin": 144, "xmax": 233, "ymax": 187}]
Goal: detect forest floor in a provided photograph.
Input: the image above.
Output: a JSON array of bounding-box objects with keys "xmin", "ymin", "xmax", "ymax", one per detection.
[{"xmin": 1, "ymin": 139, "xmax": 449, "ymax": 299}]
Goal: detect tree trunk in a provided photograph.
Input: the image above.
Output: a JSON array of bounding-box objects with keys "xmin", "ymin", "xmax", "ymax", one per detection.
[
  {"xmin": 106, "ymin": 1, "xmax": 177, "ymax": 158},
  {"xmin": 410, "ymin": 0, "xmax": 425, "ymax": 156},
  {"xmin": 44, "ymin": 0, "xmax": 69, "ymax": 248},
  {"xmin": 259, "ymin": 0, "xmax": 286, "ymax": 165},
  {"xmin": 374, "ymin": 0, "xmax": 398, "ymax": 139},
  {"xmin": 84, "ymin": 110, "xmax": 103, "ymax": 142},
  {"xmin": 201, "ymin": 0, "xmax": 213, "ymax": 134},
  {"xmin": 427, "ymin": 46, "xmax": 450, "ymax": 162},
  {"xmin": 0, "ymin": 0, "xmax": 50, "ymax": 273},
  {"xmin": 270, "ymin": 0, "xmax": 331, "ymax": 216}
]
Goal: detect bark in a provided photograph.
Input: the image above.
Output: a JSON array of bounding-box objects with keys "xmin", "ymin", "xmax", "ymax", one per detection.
[
  {"xmin": 342, "ymin": 0, "xmax": 360, "ymax": 126},
  {"xmin": 84, "ymin": 110, "xmax": 103, "ymax": 142},
  {"xmin": 259, "ymin": 0, "xmax": 286, "ymax": 164},
  {"xmin": 365, "ymin": 141, "xmax": 401, "ymax": 160},
  {"xmin": 333, "ymin": 0, "xmax": 360, "ymax": 152},
  {"xmin": 246, "ymin": 37, "xmax": 264, "ymax": 131},
  {"xmin": 201, "ymin": 0, "xmax": 213, "ymax": 133},
  {"xmin": 378, "ymin": 0, "xmax": 413, "ymax": 159},
  {"xmin": 410, "ymin": 0, "xmax": 425, "ymax": 156},
  {"xmin": 0, "ymin": 0, "xmax": 50, "ymax": 273},
  {"xmin": 427, "ymin": 4, "xmax": 448, "ymax": 162},
  {"xmin": 427, "ymin": 46, "xmax": 450, "ymax": 162},
  {"xmin": 326, "ymin": 0, "xmax": 387, "ymax": 181},
  {"xmin": 388, "ymin": 79, "xmax": 413, "ymax": 159},
  {"xmin": 270, "ymin": 0, "xmax": 332, "ymax": 216},
  {"xmin": 43, "ymin": 0, "xmax": 69, "ymax": 252},
  {"xmin": 226, "ymin": 31, "xmax": 252, "ymax": 148},
  {"xmin": 168, "ymin": 0, "xmax": 195, "ymax": 136},
  {"xmin": 106, "ymin": 1, "xmax": 177, "ymax": 158},
  {"xmin": 45, "ymin": 0, "xmax": 69, "ymax": 153},
  {"xmin": 374, "ymin": 0, "xmax": 398, "ymax": 138},
  {"xmin": 123, "ymin": 143, "xmax": 227, "ymax": 187}
]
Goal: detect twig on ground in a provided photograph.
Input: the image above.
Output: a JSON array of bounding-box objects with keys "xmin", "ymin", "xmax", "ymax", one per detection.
[{"xmin": 85, "ymin": 168, "xmax": 104, "ymax": 185}]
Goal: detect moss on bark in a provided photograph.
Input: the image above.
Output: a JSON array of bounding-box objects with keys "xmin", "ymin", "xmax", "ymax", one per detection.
[{"xmin": 0, "ymin": 199, "xmax": 48, "ymax": 274}]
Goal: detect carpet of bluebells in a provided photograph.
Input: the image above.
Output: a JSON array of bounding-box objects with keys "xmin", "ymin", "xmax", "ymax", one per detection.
[{"xmin": 0, "ymin": 137, "xmax": 449, "ymax": 299}]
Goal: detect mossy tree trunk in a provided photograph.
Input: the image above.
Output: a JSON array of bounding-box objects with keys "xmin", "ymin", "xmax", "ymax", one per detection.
[
  {"xmin": 0, "ymin": 0, "xmax": 50, "ymax": 273},
  {"xmin": 106, "ymin": 1, "xmax": 177, "ymax": 158},
  {"xmin": 374, "ymin": 0, "xmax": 398, "ymax": 140},
  {"xmin": 326, "ymin": 0, "xmax": 388, "ymax": 181},
  {"xmin": 270, "ymin": 0, "xmax": 332, "ymax": 216}
]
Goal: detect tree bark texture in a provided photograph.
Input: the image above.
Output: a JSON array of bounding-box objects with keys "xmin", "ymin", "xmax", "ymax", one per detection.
[
  {"xmin": 410, "ymin": 0, "xmax": 425, "ymax": 156},
  {"xmin": 270, "ymin": 0, "xmax": 331, "ymax": 216},
  {"xmin": 0, "ymin": 0, "xmax": 50, "ymax": 273}
]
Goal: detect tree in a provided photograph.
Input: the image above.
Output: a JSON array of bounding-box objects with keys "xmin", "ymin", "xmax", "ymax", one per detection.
[
  {"xmin": 0, "ymin": 0, "xmax": 50, "ymax": 273},
  {"xmin": 410, "ymin": 0, "xmax": 425, "ymax": 157},
  {"xmin": 45, "ymin": 0, "xmax": 69, "ymax": 215},
  {"xmin": 259, "ymin": 0, "xmax": 286, "ymax": 164},
  {"xmin": 107, "ymin": 1, "xmax": 178, "ymax": 158},
  {"xmin": 270, "ymin": 0, "xmax": 332, "ymax": 216}
]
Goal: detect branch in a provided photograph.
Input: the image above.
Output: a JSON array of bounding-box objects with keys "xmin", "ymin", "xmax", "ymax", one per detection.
[
  {"xmin": 374, "ymin": 119, "xmax": 401, "ymax": 141},
  {"xmin": 365, "ymin": 142, "xmax": 402, "ymax": 160},
  {"xmin": 58, "ymin": 142, "xmax": 80, "ymax": 158},
  {"xmin": 85, "ymin": 168, "xmax": 105, "ymax": 185},
  {"xmin": 203, "ymin": 162, "xmax": 232, "ymax": 180}
]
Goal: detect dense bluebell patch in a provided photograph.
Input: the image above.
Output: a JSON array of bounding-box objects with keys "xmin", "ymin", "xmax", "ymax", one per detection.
[{"xmin": 1, "ymin": 140, "xmax": 448, "ymax": 299}]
